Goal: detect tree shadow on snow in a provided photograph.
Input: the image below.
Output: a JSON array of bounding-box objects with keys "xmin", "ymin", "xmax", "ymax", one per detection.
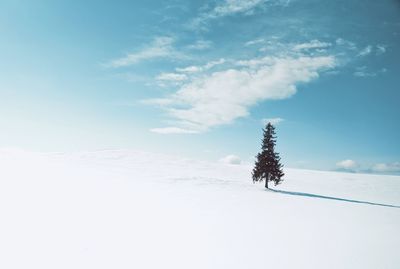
[{"xmin": 269, "ymin": 189, "xmax": 400, "ymax": 209}]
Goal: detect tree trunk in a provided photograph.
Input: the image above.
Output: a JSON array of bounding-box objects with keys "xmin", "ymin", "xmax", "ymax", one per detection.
[{"xmin": 265, "ymin": 173, "xmax": 270, "ymax": 189}]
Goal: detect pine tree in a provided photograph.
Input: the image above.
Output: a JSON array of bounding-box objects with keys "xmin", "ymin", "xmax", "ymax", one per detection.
[{"xmin": 252, "ymin": 123, "xmax": 284, "ymax": 189}]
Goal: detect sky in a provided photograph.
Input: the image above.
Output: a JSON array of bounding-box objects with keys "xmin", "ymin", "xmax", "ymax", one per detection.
[{"xmin": 0, "ymin": 0, "xmax": 399, "ymax": 173}]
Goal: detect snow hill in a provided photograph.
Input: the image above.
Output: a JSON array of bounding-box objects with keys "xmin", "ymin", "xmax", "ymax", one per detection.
[{"xmin": 0, "ymin": 149, "xmax": 399, "ymax": 269}]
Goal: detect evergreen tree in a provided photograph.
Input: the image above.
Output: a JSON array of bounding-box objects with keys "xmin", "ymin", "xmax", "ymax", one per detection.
[{"xmin": 252, "ymin": 123, "xmax": 284, "ymax": 189}]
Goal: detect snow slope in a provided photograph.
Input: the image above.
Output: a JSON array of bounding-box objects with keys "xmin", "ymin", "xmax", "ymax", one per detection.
[{"xmin": 0, "ymin": 149, "xmax": 399, "ymax": 269}]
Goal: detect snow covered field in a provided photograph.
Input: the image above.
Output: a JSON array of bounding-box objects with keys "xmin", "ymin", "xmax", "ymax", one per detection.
[{"xmin": 0, "ymin": 149, "xmax": 399, "ymax": 269}]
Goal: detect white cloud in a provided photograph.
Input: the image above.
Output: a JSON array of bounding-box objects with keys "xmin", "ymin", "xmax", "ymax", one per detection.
[
  {"xmin": 107, "ymin": 37, "xmax": 182, "ymax": 67},
  {"xmin": 336, "ymin": 159, "xmax": 358, "ymax": 170},
  {"xmin": 335, "ymin": 160, "xmax": 400, "ymax": 174},
  {"xmin": 353, "ymin": 66, "xmax": 377, "ymax": 77},
  {"xmin": 176, "ymin": 59, "xmax": 226, "ymax": 74},
  {"xmin": 219, "ymin": 154, "xmax": 242, "ymax": 165},
  {"xmin": 293, "ymin": 40, "xmax": 331, "ymax": 51},
  {"xmin": 335, "ymin": 38, "xmax": 357, "ymax": 50},
  {"xmin": 187, "ymin": 40, "xmax": 213, "ymax": 50},
  {"xmin": 371, "ymin": 162, "xmax": 400, "ymax": 173},
  {"xmin": 236, "ymin": 56, "xmax": 276, "ymax": 68},
  {"xmin": 204, "ymin": 58, "xmax": 226, "ymax": 69},
  {"xmin": 150, "ymin": 127, "xmax": 198, "ymax": 134},
  {"xmin": 262, "ymin": 118, "xmax": 284, "ymax": 125},
  {"xmin": 156, "ymin": 73, "xmax": 188, "ymax": 82},
  {"xmin": 190, "ymin": 0, "xmax": 289, "ymax": 29},
  {"xmin": 376, "ymin": 44, "xmax": 386, "ymax": 55},
  {"xmin": 147, "ymin": 55, "xmax": 335, "ymax": 133},
  {"xmin": 176, "ymin": 65, "xmax": 203, "ymax": 73},
  {"xmin": 358, "ymin": 45, "xmax": 372, "ymax": 57},
  {"xmin": 353, "ymin": 71, "xmax": 376, "ymax": 77},
  {"xmin": 245, "ymin": 38, "xmax": 265, "ymax": 46},
  {"xmin": 335, "ymin": 41, "xmax": 385, "ymax": 58},
  {"xmin": 212, "ymin": 0, "xmax": 267, "ymax": 17}
]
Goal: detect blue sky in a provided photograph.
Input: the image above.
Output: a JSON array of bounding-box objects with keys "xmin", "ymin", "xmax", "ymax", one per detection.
[{"xmin": 0, "ymin": 0, "xmax": 399, "ymax": 173}]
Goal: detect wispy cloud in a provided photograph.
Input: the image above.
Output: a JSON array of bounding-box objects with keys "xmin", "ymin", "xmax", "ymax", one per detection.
[
  {"xmin": 107, "ymin": 36, "xmax": 183, "ymax": 68},
  {"xmin": 262, "ymin": 117, "xmax": 284, "ymax": 125},
  {"xmin": 187, "ymin": 40, "xmax": 213, "ymax": 50},
  {"xmin": 156, "ymin": 73, "xmax": 188, "ymax": 82},
  {"xmin": 147, "ymin": 54, "xmax": 335, "ymax": 133},
  {"xmin": 376, "ymin": 44, "xmax": 386, "ymax": 55},
  {"xmin": 337, "ymin": 41, "xmax": 386, "ymax": 58},
  {"xmin": 353, "ymin": 66, "xmax": 386, "ymax": 78},
  {"xmin": 150, "ymin": 127, "xmax": 198, "ymax": 134},
  {"xmin": 353, "ymin": 66, "xmax": 376, "ymax": 77},
  {"xmin": 211, "ymin": 0, "xmax": 267, "ymax": 17},
  {"xmin": 253, "ymin": 39, "xmax": 334, "ymax": 57},
  {"xmin": 357, "ymin": 44, "xmax": 387, "ymax": 57},
  {"xmin": 358, "ymin": 45, "xmax": 373, "ymax": 57},
  {"xmin": 245, "ymin": 38, "xmax": 265, "ymax": 46},
  {"xmin": 190, "ymin": 0, "xmax": 289, "ymax": 29},
  {"xmin": 155, "ymin": 72, "xmax": 188, "ymax": 87},
  {"xmin": 335, "ymin": 38, "xmax": 357, "ymax": 51},
  {"xmin": 293, "ymin": 40, "xmax": 331, "ymax": 51},
  {"xmin": 175, "ymin": 58, "xmax": 226, "ymax": 74}
]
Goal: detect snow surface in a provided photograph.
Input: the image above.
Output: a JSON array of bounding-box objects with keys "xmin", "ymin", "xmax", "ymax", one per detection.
[{"xmin": 0, "ymin": 149, "xmax": 399, "ymax": 269}]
